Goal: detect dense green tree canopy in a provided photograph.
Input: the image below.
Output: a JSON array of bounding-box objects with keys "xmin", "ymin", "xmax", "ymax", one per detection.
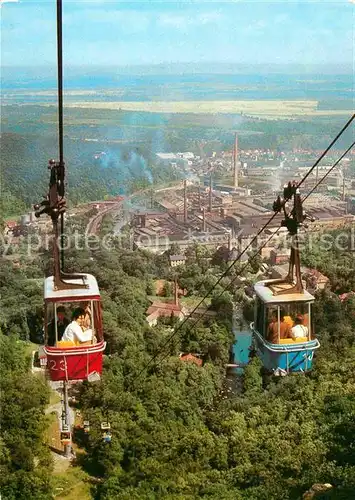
[
  {"xmin": 0, "ymin": 225, "xmax": 354, "ymax": 499},
  {"xmin": 0, "ymin": 336, "xmax": 52, "ymax": 500}
]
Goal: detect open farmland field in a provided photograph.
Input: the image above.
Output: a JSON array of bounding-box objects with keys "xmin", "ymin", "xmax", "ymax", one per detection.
[{"xmin": 61, "ymin": 99, "xmax": 352, "ymax": 118}]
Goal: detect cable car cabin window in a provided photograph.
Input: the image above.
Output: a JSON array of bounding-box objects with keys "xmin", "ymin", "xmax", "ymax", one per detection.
[
  {"xmin": 255, "ymin": 297, "xmax": 266, "ymax": 337},
  {"xmin": 310, "ymin": 303, "xmax": 315, "ymax": 340},
  {"xmin": 280, "ymin": 302, "xmax": 312, "ymax": 339},
  {"xmin": 45, "ymin": 302, "xmax": 70, "ymax": 346},
  {"xmin": 93, "ymin": 301, "xmax": 103, "ymax": 341},
  {"xmin": 44, "ymin": 300, "xmax": 102, "ymax": 347},
  {"xmin": 265, "ymin": 302, "xmax": 312, "ymax": 344}
]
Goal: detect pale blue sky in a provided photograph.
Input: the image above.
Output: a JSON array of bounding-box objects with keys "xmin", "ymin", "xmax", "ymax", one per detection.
[{"xmin": 1, "ymin": 1, "xmax": 354, "ymax": 67}]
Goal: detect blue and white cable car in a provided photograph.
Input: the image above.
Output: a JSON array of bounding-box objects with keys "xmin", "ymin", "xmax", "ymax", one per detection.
[
  {"xmin": 251, "ymin": 182, "xmax": 320, "ymax": 375},
  {"xmin": 251, "ymin": 279, "xmax": 320, "ymax": 374}
]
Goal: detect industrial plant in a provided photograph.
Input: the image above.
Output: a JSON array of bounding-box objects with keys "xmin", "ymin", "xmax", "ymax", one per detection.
[{"xmin": 128, "ymin": 134, "xmax": 355, "ymax": 253}]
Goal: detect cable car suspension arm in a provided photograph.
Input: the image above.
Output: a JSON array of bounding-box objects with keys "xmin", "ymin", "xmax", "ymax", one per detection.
[{"xmin": 33, "ymin": 0, "xmax": 87, "ymax": 291}]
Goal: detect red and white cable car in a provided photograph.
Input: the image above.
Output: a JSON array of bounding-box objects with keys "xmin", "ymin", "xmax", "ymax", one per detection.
[
  {"xmin": 42, "ymin": 273, "xmax": 106, "ymax": 382},
  {"xmin": 31, "ymin": 0, "xmax": 108, "ymax": 385}
]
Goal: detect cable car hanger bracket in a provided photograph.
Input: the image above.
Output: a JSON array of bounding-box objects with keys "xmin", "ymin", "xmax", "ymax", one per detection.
[
  {"xmin": 33, "ymin": 0, "xmax": 87, "ymax": 291},
  {"xmin": 34, "ymin": 160, "xmax": 88, "ymax": 291},
  {"xmin": 271, "ymin": 181, "xmax": 315, "ymax": 295}
]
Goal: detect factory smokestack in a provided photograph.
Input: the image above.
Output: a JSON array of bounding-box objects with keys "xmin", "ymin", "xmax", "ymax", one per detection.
[
  {"xmin": 184, "ymin": 179, "xmax": 188, "ymax": 223},
  {"xmin": 198, "ymin": 185, "xmax": 201, "ymax": 209},
  {"xmin": 202, "ymin": 207, "xmax": 206, "ymax": 232},
  {"xmin": 233, "ymin": 133, "xmax": 238, "ymax": 189},
  {"xmin": 209, "ymin": 174, "xmax": 212, "ymax": 212}
]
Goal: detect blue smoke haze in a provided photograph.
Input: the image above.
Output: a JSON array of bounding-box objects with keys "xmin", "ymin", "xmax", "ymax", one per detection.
[{"xmin": 96, "ymin": 148, "xmax": 153, "ymax": 185}]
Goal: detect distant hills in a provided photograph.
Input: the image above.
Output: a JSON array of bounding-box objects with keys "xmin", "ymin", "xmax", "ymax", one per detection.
[
  {"xmin": 2, "ymin": 64, "xmax": 353, "ymax": 98},
  {"xmin": 1, "ymin": 62, "xmax": 353, "ymax": 85},
  {"xmin": 85, "ymin": 62, "xmax": 353, "ymax": 75}
]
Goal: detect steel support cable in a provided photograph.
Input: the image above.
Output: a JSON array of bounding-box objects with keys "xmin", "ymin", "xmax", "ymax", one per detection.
[
  {"xmin": 56, "ymin": 0, "xmax": 65, "ymax": 271},
  {"xmin": 295, "ymin": 114, "xmax": 354, "ymax": 190},
  {"xmin": 56, "ymin": 0, "xmax": 64, "ymax": 165},
  {"xmin": 131, "ymin": 122, "xmax": 354, "ymax": 389},
  {"xmin": 155, "ymin": 114, "xmax": 355, "ymax": 347},
  {"xmin": 302, "ymin": 140, "xmax": 355, "ymax": 203},
  {"xmin": 133, "ymin": 213, "xmax": 280, "ymax": 386},
  {"xmin": 144, "ymin": 121, "xmax": 351, "ymax": 351},
  {"xmin": 133, "ymin": 216, "xmax": 282, "ymax": 385},
  {"xmin": 150, "ymin": 226, "xmax": 284, "ymax": 372}
]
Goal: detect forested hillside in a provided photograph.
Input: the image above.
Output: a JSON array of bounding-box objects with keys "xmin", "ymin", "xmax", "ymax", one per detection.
[
  {"xmin": 0, "ymin": 336, "xmax": 52, "ymax": 500},
  {"xmin": 302, "ymin": 230, "xmax": 355, "ymax": 293},
  {"xmin": 0, "ymin": 225, "xmax": 354, "ymax": 499},
  {"xmin": 0, "ymin": 130, "xmax": 181, "ymax": 218}
]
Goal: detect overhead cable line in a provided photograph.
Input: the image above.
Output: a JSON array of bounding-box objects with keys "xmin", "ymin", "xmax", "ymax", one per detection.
[
  {"xmin": 146, "ymin": 138, "xmax": 355, "ymax": 375},
  {"xmin": 295, "ymin": 113, "xmax": 354, "ymax": 190},
  {"xmin": 302, "ymin": 140, "xmax": 355, "ymax": 203},
  {"xmin": 56, "ymin": 0, "xmax": 65, "ymax": 271},
  {"xmin": 150, "ymin": 226, "xmax": 284, "ymax": 372},
  {"xmin": 131, "ymin": 116, "xmax": 354, "ymax": 388}
]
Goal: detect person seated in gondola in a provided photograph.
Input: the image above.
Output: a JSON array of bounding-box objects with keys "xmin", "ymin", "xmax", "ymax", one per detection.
[
  {"xmin": 303, "ymin": 312, "xmax": 310, "ymax": 330},
  {"xmin": 60, "ymin": 308, "xmax": 93, "ymax": 346},
  {"xmin": 268, "ymin": 309, "xmax": 292, "ymax": 344},
  {"xmin": 291, "ymin": 315, "xmax": 308, "ymax": 340},
  {"xmin": 283, "ymin": 312, "xmax": 294, "ymax": 329},
  {"xmin": 47, "ymin": 306, "xmax": 70, "ymax": 346},
  {"xmin": 82, "ymin": 303, "xmax": 92, "ymax": 331},
  {"xmin": 103, "ymin": 431, "xmax": 112, "ymax": 443},
  {"xmin": 81, "ymin": 302, "xmax": 97, "ymax": 344}
]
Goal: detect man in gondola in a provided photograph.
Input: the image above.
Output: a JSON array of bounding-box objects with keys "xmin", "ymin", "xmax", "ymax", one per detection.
[
  {"xmin": 268, "ymin": 309, "xmax": 292, "ymax": 343},
  {"xmin": 61, "ymin": 308, "xmax": 93, "ymax": 345},
  {"xmin": 291, "ymin": 315, "xmax": 308, "ymax": 339},
  {"xmin": 47, "ymin": 306, "xmax": 70, "ymax": 346}
]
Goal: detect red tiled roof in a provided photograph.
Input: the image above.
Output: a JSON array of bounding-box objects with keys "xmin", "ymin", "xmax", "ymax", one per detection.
[
  {"xmin": 271, "ymin": 249, "xmax": 289, "ymax": 257},
  {"xmin": 146, "ymin": 300, "xmax": 184, "ymax": 324},
  {"xmin": 307, "ymin": 269, "xmax": 329, "ymax": 282},
  {"xmin": 147, "ymin": 308, "xmax": 181, "ymax": 318},
  {"xmin": 339, "ymin": 291, "xmax": 355, "ymax": 302},
  {"xmin": 180, "ymin": 353, "xmax": 203, "ymax": 366},
  {"xmin": 146, "ymin": 301, "xmax": 182, "ymax": 315},
  {"xmin": 146, "ymin": 311, "xmax": 160, "ymax": 323}
]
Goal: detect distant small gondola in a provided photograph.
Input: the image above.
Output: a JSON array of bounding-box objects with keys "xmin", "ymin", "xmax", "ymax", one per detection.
[
  {"xmin": 101, "ymin": 421, "xmax": 112, "ymax": 442},
  {"xmin": 60, "ymin": 425, "xmax": 71, "ymax": 445}
]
